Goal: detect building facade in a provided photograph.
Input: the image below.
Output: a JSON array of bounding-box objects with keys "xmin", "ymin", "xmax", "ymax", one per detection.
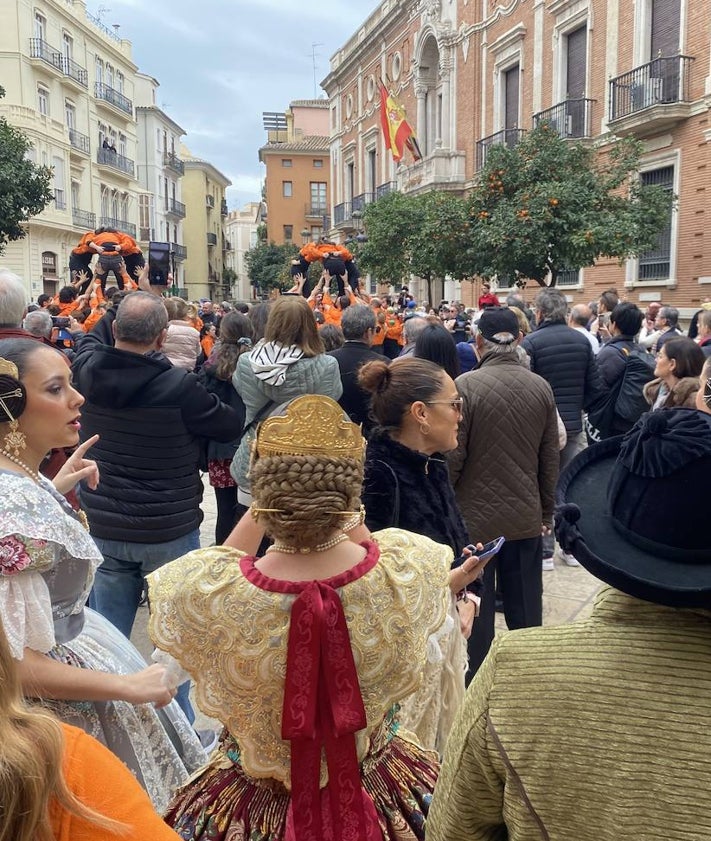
[
  {"xmin": 224, "ymin": 202, "xmax": 261, "ymax": 301},
  {"xmin": 180, "ymin": 146, "xmax": 231, "ymax": 301},
  {"xmin": 324, "ymin": 0, "xmax": 711, "ymax": 316},
  {"xmin": 259, "ymin": 100, "xmax": 330, "ymax": 247},
  {"xmin": 134, "ymin": 74, "xmax": 187, "ymax": 287},
  {"xmin": 0, "ymin": 0, "xmax": 141, "ymax": 300}
]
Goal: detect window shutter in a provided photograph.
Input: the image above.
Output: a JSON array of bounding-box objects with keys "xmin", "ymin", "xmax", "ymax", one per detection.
[
  {"xmin": 504, "ymin": 65, "xmax": 519, "ymax": 130},
  {"xmin": 651, "ymin": 0, "xmax": 680, "ymax": 57},
  {"xmin": 566, "ymin": 26, "xmax": 587, "ymax": 98}
]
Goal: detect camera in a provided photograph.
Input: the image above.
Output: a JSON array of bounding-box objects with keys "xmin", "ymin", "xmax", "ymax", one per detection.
[
  {"xmin": 51, "ymin": 316, "xmax": 71, "ymax": 329},
  {"xmin": 148, "ymin": 241, "xmax": 172, "ymax": 286}
]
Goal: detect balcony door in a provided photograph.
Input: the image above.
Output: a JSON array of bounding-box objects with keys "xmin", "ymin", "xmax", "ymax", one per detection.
[
  {"xmin": 650, "ymin": 0, "xmax": 681, "ymax": 102},
  {"xmin": 565, "ymin": 26, "xmax": 587, "ymax": 136},
  {"xmin": 504, "ymin": 65, "xmax": 519, "ymax": 133}
]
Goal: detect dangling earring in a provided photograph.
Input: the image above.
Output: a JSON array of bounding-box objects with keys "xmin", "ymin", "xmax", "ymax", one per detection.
[{"xmin": 0, "ymin": 387, "xmax": 25, "ymax": 456}]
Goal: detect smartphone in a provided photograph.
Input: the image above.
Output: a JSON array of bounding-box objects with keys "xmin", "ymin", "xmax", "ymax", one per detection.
[
  {"xmin": 147, "ymin": 241, "xmax": 171, "ymax": 286},
  {"xmin": 452, "ymin": 536, "xmax": 506, "ymax": 568}
]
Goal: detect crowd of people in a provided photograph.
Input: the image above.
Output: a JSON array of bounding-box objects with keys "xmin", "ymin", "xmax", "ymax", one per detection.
[{"xmin": 1, "ymin": 255, "xmax": 710, "ymax": 841}]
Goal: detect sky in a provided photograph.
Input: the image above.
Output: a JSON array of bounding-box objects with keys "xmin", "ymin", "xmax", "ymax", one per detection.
[{"xmin": 88, "ymin": 0, "xmax": 380, "ymax": 210}]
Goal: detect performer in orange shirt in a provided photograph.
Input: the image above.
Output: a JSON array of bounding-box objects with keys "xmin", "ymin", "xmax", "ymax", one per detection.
[
  {"xmin": 69, "ymin": 232, "xmax": 96, "ymax": 293},
  {"xmin": 87, "ymin": 228, "xmax": 138, "ymax": 300}
]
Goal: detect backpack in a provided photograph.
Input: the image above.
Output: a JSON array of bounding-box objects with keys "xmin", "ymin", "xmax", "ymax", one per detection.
[{"xmin": 585, "ymin": 345, "xmax": 655, "ymax": 443}]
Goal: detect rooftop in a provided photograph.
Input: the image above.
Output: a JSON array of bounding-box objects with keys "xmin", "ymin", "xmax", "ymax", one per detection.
[{"xmin": 259, "ymin": 135, "xmax": 330, "ymax": 156}]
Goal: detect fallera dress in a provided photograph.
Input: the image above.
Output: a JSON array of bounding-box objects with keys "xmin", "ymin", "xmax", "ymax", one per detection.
[
  {"xmin": 0, "ymin": 470, "xmax": 205, "ymax": 813},
  {"xmin": 147, "ymin": 528, "xmax": 452, "ymax": 841}
]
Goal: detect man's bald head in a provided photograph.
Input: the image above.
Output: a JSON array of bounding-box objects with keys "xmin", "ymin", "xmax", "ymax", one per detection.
[
  {"xmin": 113, "ymin": 291, "xmax": 168, "ymax": 347},
  {"xmin": 569, "ymin": 304, "xmax": 591, "ymax": 328}
]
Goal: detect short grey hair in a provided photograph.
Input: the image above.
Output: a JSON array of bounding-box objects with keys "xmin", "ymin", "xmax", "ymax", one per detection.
[
  {"xmin": 535, "ymin": 288, "xmax": 568, "ymax": 324},
  {"xmin": 0, "ymin": 269, "xmax": 27, "ymax": 328},
  {"xmin": 659, "ymin": 305, "xmax": 679, "ymax": 327},
  {"xmin": 569, "ymin": 304, "xmax": 591, "ymax": 327},
  {"xmin": 403, "ymin": 315, "xmax": 427, "ymax": 343},
  {"xmin": 23, "ymin": 309, "xmax": 52, "ymax": 339},
  {"xmin": 340, "ymin": 304, "xmax": 376, "ymax": 340},
  {"xmin": 480, "ymin": 336, "xmax": 518, "ymax": 356},
  {"xmin": 114, "ymin": 291, "xmax": 168, "ymax": 344}
]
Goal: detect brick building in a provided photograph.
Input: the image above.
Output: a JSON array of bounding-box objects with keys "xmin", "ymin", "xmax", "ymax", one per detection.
[
  {"xmin": 259, "ymin": 100, "xmax": 330, "ymax": 247},
  {"xmin": 323, "ymin": 0, "xmax": 710, "ymax": 317}
]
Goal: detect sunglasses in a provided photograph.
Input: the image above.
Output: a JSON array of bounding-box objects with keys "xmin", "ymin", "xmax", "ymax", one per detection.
[{"xmin": 426, "ymin": 397, "xmax": 464, "ymax": 413}]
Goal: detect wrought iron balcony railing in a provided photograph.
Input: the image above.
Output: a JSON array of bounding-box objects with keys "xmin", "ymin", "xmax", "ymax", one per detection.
[
  {"xmin": 29, "ymin": 38, "xmax": 63, "ymax": 71},
  {"xmin": 97, "ymin": 147, "xmax": 135, "ymax": 177},
  {"xmin": 609, "ymin": 55, "xmax": 694, "ymax": 121},
  {"xmin": 98, "ymin": 217, "xmax": 136, "ymax": 238},
  {"xmin": 207, "ymin": 232, "xmax": 218, "ymax": 246},
  {"xmin": 61, "ymin": 56, "xmax": 88, "ymax": 87},
  {"xmin": 476, "ymin": 129, "xmax": 526, "ymax": 171},
  {"xmin": 533, "ymin": 98, "xmax": 595, "ymax": 139},
  {"xmin": 163, "ymin": 151, "xmax": 185, "ymax": 175},
  {"xmin": 68, "ymin": 128, "xmax": 90, "ymax": 154},
  {"xmin": 173, "ymin": 244, "xmax": 188, "ymax": 260},
  {"xmin": 351, "ymin": 193, "xmax": 374, "ymax": 214},
  {"xmin": 333, "ymin": 201, "xmax": 352, "ymax": 226},
  {"xmin": 376, "ymin": 181, "xmax": 396, "ymax": 200},
  {"xmin": 72, "ymin": 208, "xmax": 96, "ymax": 229},
  {"xmin": 166, "ymin": 198, "xmax": 186, "ymax": 218},
  {"xmin": 95, "ymin": 82, "xmax": 133, "ymax": 116}
]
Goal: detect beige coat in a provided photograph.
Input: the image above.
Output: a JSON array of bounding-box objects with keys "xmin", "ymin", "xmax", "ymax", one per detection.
[{"xmin": 163, "ymin": 320, "xmax": 201, "ymax": 370}]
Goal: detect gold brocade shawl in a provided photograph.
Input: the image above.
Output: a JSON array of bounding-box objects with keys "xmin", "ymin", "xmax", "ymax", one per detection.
[{"xmin": 147, "ymin": 528, "xmax": 450, "ymax": 789}]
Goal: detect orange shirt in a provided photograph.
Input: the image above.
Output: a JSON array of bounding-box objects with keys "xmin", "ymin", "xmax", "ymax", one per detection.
[
  {"xmin": 118, "ymin": 233, "xmax": 141, "ymax": 255},
  {"xmin": 201, "ymin": 334, "xmax": 215, "ymax": 357},
  {"xmin": 384, "ymin": 315, "xmax": 404, "ymax": 344},
  {"xmin": 49, "ymin": 724, "xmax": 180, "ymax": 841},
  {"xmin": 72, "ymin": 231, "xmax": 95, "ymax": 256},
  {"xmin": 300, "ymin": 242, "xmax": 354, "ymax": 264},
  {"xmin": 371, "ymin": 308, "xmax": 386, "ymax": 346}
]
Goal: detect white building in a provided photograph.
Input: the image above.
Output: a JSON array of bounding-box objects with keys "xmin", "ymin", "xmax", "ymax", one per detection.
[
  {"xmin": 134, "ymin": 74, "xmax": 187, "ymax": 287},
  {"xmin": 0, "ymin": 0, "xmax": 141, "ymax": 300},
  {"xmin": 224, "ymin": 203, "xmax": 261, "ymax": 301}
]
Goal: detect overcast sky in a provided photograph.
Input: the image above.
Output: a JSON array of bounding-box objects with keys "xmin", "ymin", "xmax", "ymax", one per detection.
[{"xmin": 89, "ymin": 0, "xmax": 380, "ymax": 209}]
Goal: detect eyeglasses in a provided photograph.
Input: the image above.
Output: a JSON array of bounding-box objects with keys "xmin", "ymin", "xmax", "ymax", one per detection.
[{"xmin": 426, "ymin": 398, "xmax": 464, "ymax": 413}]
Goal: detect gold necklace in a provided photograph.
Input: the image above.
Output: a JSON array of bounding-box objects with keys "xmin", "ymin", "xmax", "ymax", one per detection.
[
  {"xmin": 1, "ymin": 450, "xmax": 41, "ymax": 484},
  {"xmin": 268, "ymin": 532, "xmax": 349, "ymax": 555}
]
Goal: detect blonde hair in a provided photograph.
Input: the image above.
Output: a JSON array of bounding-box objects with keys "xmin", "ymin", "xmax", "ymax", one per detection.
[
  {"xmin": 508, "ymin": 305, "xmax": 530, "ymax": 335},
  {"xmin": 0, "ymin": 625, "xmax": 125, "ymax": 841},
  {"xmin": 250, "ymin": 453, "xmax": 363, "ymax": 547},
  {"xmin": 264, "ymin": 296, "xmax": 324, "ymax": 357}
]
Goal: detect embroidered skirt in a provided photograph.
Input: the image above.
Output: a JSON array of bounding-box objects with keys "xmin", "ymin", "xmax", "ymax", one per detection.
[{"xmin": 165, "ymin": 724, "xmax": 438, "ymax": 841}]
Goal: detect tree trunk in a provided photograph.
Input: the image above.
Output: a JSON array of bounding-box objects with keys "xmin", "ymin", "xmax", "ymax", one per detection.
[
  {"xmin": 548, "ymin": 266, "xmax": 558, "ymax": 287},
  {"xmin": 426, "ymin": 276, "xmax": 433, "ymax": 308}
]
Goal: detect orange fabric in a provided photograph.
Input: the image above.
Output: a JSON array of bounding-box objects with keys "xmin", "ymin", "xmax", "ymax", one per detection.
[
  {"xmin": 201, "ymin": 335, "xmax": 215, "ymax": 357},
  {"xmin": 371, "ymin": 307, "xmax": 386, "ymax": 346},
  {"xmin": 89, "ymin": 231, "xmax": 121, "ymax": 249},
  {"xmin": 300, "ymin": 242, "xmax": 354, "ymax": 264},
  {"xmin": 49, "ymin": 724, "xmax": 180, "ymax": 841},
  {"xmin": 82, "ymin": 308, "xmax": 105, "ymax": 332},
  {"xmin": 72, "ymin": 231, "xmax": 95, "ymax": 256},
  {"xmin": 118, "ymin": 233, "xmax": 141, "ymax": 255},
  {"xmin": 52, "ymin": 300, "xmax": 78, "ymax": 317},
  {"xmin": 189, "ymin": 316, "xmax": 203, "ymax": 332},
  {"xmin": 321, "ymin": 291, "xmax": 342, "ymax": 327},
  {"xmin": 384, "ymin": 316, "xmax": 404, "ymax": 344}
]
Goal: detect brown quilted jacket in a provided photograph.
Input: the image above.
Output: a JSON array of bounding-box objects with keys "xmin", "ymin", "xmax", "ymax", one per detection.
[{"xmin": 448, "ymin": 352, "xmax": 559, "ymax": 543}]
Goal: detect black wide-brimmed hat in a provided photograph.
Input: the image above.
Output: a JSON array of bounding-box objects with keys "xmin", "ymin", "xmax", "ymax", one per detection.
[{"xmin": 555, "ymin": 408, "xmax": 711, "ymax": 608}]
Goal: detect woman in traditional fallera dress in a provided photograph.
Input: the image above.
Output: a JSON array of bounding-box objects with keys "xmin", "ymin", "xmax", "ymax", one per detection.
[
  {"xmin": 148, "ymin": 394, "xmax": 487, "ymax": 841},
  {"xmin": 0, "ymin": 339, "xmax": 205, "ymax": 813}
]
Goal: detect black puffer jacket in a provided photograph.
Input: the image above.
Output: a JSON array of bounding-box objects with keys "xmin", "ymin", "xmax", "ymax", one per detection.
[
  {"xmin": 363, "ymin": 430, "xmax": 470, "ymax": 559},
  {"xmin": 597, "ymin": 335, "xmax": 646, "ymax": 388},
  {"xmin": 197, "ymin": 361, "xmax": 246, "ymax": 462},
  {"xmin": 73, "ymin": 343, "xmax": 241, "ymax": 543},
  {"xmin": 522, "ymin": 320, "xmax": 606, "ymax": 434}
]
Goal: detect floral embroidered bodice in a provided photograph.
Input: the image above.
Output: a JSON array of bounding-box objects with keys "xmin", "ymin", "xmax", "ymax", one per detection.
[{"xmin": 148, "ymin": 528, "xmax": 451, "ymax": 790}]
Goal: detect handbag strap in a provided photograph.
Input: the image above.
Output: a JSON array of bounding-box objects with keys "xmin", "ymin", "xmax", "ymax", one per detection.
[
  {"xmin": 242, "ymin": 398, "xmax": 276, "ymax": 438},
  {"xmin": 374, "ymin": 460, "xmax": 401, "ymax": 527}
]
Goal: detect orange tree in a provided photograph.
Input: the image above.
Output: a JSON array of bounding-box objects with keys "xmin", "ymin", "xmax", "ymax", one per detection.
[
  {"xmin": 466, "ymin": 123, "xmax": 674, "ymax": 287},
  {"xmin": 360, "ymin": 189, "xmax": 470, "ymax": 304}
]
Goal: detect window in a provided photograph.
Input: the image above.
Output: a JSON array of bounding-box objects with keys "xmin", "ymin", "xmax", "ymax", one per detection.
[
  {"xmin": 310, "ymin": 182, "xmax": 327, "ymax": 213},
  {"xmin": 313, "ymin": 159, "xmax": 324, "ymax": 168},
  {"xmin": 34, "ymin": 12, "xmax": 46, "ymax": 41},
  {"xmin": 120, "ymin": 194, "xmax": 129, "ymax": 222},
  {"xmin": 367, "ymin": 149, "xmax": 377, "ymax": 195},
  {"xmin": 283, "ymin": 224, "xmax": 293, "ymax": 242},
  {"xmin": 116, "ymin": 71, "xmax": 124, "ymax": 94},
  {"xmin": 346, "ymin": 162, "xmax": 355, "ymax": 201},
  {"xmin": 282, "ymin": 159, "xmax": 292, "ymax": 167},
  {"xmin": 282, "ymin": 181, "xmax": 293, "ymax": 198},
  {"xmin": 71, "ymin": 181, "xmax": 80, "ymax": 211},
  {"xmin": 118, "ymin": 133, "xmax": 126, "ymax": 157},
  {"xmin": 106, "ymin": 64, "xmax": 114, "ymax": 89},
  {"xmin": 638, "ymin": 166, "xmax": 674, "ymax": 280},
  {"xmin": 504, "ymin": 64, "xmax": 520, "ymax": 130},
  {"xmin": 62, "ymin": 33, "xmax": 73, "ymax": 61},
  {"xmin": 95, "ymin": 58, "xmax": 103, "ymax": 86},
  {"xmin": 65, "ymin": 100, "xmax": 75, "ymax": 128},
  {"xmin": 650, "ymin": 0, "xmax": 681, "ymax": 59},
  {"xmin": 37, "ymin": 86, "xmax": 49, "ymax": 116},
  {"xmin": 311, "ymin": 225, "xmax": 323, "ymax": 239},
  {"xmin": 53, "ymin": 156, "xmax": 65, "ymax": 209},
  {"xmin": 139, "ymin": 193, "xmax": 153, "ymax": 240}
]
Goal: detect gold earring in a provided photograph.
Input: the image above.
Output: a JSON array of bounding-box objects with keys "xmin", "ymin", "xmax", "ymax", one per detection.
[{"xmin": 0, "ymin": 388, "xmax": 25, "ymax": 457}]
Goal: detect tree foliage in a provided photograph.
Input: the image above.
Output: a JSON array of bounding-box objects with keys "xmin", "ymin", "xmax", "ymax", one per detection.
[
  {"xmin": 359, "ymin": 190, "xmax": 471, "ymax": 303},
  {"xmin": 466, "ymin": 123, "xmax": 674, "ymax": 286},
  {"xmin": 0, "ymin": 86, "xmax": 53, "ymax": 254},
  {"xmin": 245, "ymin": 240, "xmax": 321, "ymax": 294}
]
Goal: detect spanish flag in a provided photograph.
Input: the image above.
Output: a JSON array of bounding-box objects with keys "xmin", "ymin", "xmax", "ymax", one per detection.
[{"xmin": 379, "ymin": 81, "xmax": 422, "ymax": 163}]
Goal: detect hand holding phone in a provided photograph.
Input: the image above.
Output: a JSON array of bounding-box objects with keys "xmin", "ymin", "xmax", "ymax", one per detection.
[{"xmin": 452, "ymin": 536, "xmax": 505, "ymax": 569}]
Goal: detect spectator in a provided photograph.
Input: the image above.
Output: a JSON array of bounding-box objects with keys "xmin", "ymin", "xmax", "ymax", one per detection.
[
  {"xmin": 247, "ymin": 301, "xmax": 271, "ymax": 342},
  {"xmin": 648, "ymin": 305, "xmax": 682, "ymax": 354},
  {"xmin": 522, "ymin": 288, "xmax": 606, "ymax": 569},
  {"xmin": 687, "ymin": 300, "xmax": 711, "ymax": 340},
  {"xmin": 644, "ymin": 336, "xmax": 704, "ymax": 410},
  {"xmin": 415, "ymin": 322, "xmax": 461, "ymax": 381},
  {"xmin": 450, "ymin": 307, "xmax": 559, "ymax": 678},
  {"xmin": 568, "ymin": 303, "xmax": 599, "ymax": 354},
  {"xmin": 197, "ymin": 311, "xmax": 251, "ymax": 544},
  {"xmin": 382, "ymin": 308, "xmax": 404, "ymax": 358},
  {"xmin": 506, "ymin": 292, "xmax": 536, "ymax": 331},
  {"xmin": 398, "ymin": 313, "xmax": 427, "ymax": 357},
  {"xmin": 230, "ymin": 295, "xmax": 343, "ymax": 506},
  {"xmin": 328, "ymin": 304, "xmax": 381, "ymax": 434},
  {"xmin": 22, "ymin": 308, "xmax": 52, "ymax": 340},
  {"xmin": 200, "ymin": 323, "xmax": 217, "ymax": 359},
  {"xmin": 429, "ymin": 408, "xmax": 711, "ymax": 841},
  {"xmin": 199, "ymin": 299, "xmax": 218, "ymax": 328},
  {"xmin": 696, "ymin": 353, "xmax": 711, "ymax": 412},
  {"xmin": 477, "ymin": 281, "xmax": 499, "ymax": 309},
  {"xmin": 72, "ymin": 292, "xmax": 242, "ymax": 645},
  {"xmin": 696, "ymin": 309, "xmax": 711, "ymax": 357},
  {"xmin": 597, "ymin": 301, "xmax": 645, "ymax": 388},
  {"xmin": 319, "ymin": 322, "xmax": 345, "ymax": 351},
  {"xmin": 37, "ymin": 292, "xmax": 52, "ymax": 308},
  {"xmin": 163, "ymin": 297, "xmax": 201, "ymax": 370},
  {"xmin": 590, "ymin": 287, "xmax": 619, "ymax": 342},
  {"xmin": 638, "ymin": 301, "xmax": 662, "ymax": 346}
]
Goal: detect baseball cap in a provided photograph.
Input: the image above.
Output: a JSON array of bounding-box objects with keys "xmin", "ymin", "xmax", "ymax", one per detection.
[
  {"xmin": 478, "ymin": 307, "xmax": 519, "ymax": 344},
  {"xmin": 407, "ymin": 300, "xmax": 417, "ymax": 309}
]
